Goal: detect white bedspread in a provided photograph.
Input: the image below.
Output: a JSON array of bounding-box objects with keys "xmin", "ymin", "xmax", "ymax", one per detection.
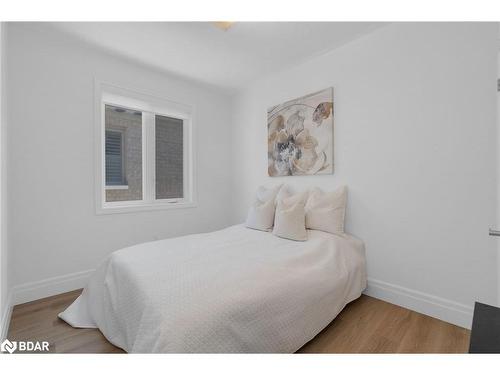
[{"xmin": 59, "ymin": 225, "xmax": 366, "ymax": 353}]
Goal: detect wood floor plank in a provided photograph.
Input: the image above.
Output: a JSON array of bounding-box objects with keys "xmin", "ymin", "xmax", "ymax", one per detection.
[{"xmin": 8, "ymin": 290, "xmax": 470, "ymax": 353}]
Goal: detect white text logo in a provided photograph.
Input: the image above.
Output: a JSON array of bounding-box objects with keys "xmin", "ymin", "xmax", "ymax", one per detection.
[
  {"xmin": 1, "ymin": 339, "xmax": 49, "ymax": 353},
  {"xmin": 1, "ymin": 339, "xmax": 17, "ymax": 354}
]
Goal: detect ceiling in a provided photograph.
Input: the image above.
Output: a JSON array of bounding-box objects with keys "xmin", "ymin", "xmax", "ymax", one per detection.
[{"xmin": 46, "ymin": 22, "xmax": 388, "ymax": 90}]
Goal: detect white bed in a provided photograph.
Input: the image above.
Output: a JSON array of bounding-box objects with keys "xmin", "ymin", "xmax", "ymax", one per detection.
[{"xmin": 59, "ymin": 224, "xmax": 366, "ymax": 353}]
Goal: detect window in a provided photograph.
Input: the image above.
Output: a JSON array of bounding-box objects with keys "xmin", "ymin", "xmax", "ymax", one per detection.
[
  {"xmin": 155, "ymin": 115, "xmax": 184, "ymax": 200},
  {"xmin": 104, "ymin": 105, "xmax": 142, "ymax": 202},
  {"xmin": 105, "ymin": 129, "xmax": 125, "ymax": 186},
  {"xmin": 95, "ymin": 81, "xmax": 195, "ymax": 214}
]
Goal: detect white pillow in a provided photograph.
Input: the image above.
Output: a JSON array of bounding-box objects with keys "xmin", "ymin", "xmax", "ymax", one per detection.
[
  {"xmin": 255, "ymin": 184, "xmax": 282, "ymax": 203},
  {"xmin": 272, "ymin": 193, "xmax": 308, "ymax": 241},
  {"xmin": 276, "ymin": 185, "xmax": 309, "ymax": 203},
  {"xmin": 245, "ymin": 199, "xmax": 276, "ymax": 231},
  {"xmin": 245, "ymin": 184, "xmax": 282, "ymax": 231},
  {"xmin": 305, "ymin": 186, "xmax": 347, "ymax": 234}
]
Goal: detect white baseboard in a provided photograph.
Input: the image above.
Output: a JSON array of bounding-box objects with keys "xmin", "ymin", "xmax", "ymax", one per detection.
[
  {"xmin": 1, "ymin": 270, "xmax": 93, "ymax": 340},
  {"xmin": 11, "ymin": 269, "xmax": 94, "ymax": 306},
  {"xmin": 1, "ymin": 291, "xmax": 12, "ymax": 341},
  {"xmin": 364, "ymin": 278, "xmax": 473, "ymax": 329},
  {"xmin": 6, "ymin": 271, "xmax": 474, "ymax": 333}
]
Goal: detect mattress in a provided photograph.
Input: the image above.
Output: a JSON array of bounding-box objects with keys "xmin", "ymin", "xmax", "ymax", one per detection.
[{"xmin": 59, "ymin": 224, "xmax": 367, "ymax": 353}]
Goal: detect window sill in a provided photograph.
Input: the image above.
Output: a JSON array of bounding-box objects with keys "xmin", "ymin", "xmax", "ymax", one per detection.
[
  {"xmin": 96, "ymin": 200, "xmax": 197, "ymax": 215},
  {"xmin": 105, "ymin": 185, "xmax": 129, "ymax": 190}
]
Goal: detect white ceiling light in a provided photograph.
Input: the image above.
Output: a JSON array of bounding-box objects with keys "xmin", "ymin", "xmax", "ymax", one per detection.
[{"xmin": 214, "ymin": 22, "xmax": 234, "ymax": 31}]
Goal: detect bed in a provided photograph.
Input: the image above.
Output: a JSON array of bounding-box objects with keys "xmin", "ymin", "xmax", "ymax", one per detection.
[{"xmin": 59, "ymin": 224, "xmax": 366, "ymax": 353}]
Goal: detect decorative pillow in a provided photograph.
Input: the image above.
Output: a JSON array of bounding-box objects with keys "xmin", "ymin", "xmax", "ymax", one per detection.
[
  {"xmin": 245, "ymin": 184, "xmax": 283, "ymax": 231},
  {"xmin": 245, "ymin": 199, "xmax": 276, "ymax": 231},
  {"xmin": 276, "ymin": 185, "xmax": 308, "ymax": 203},
  {"xmin": 305, "ymin": 186, "xmax": 347, "ymax": 234},
  {"xmin": 255, "ymin": 184, "xmax": 282, "ymax": 204},
  {"xmin": 272, "ymin": 193, "xmax": 308, "ymax": 241}
]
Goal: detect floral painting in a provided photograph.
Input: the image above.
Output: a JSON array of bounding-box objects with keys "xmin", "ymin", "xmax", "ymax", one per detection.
[{"xmin": 267, "ymin": 88, "xmax": 333, "ymax": 177}]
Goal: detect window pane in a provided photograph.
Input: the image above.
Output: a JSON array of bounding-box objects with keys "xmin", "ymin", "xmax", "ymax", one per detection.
[
  {"xmin": 105, "ymin": 104, "xmax": 143, "ymax": 202},
  {"xmin": 105, "ymin": 130, "xmax": 124, "ymax": 185},
  {"xmin": 155, "ymin": 115, "xmax": 184, "ymax": 199}
]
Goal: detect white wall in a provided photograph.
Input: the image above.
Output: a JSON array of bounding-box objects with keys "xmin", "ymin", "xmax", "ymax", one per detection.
[
  {"xmin": 0, "ymin": 21, "xmax": 9, "ymax": 338},
  {"xmin": 497, "ymin": 51, "xmax": 500, "ymax": 306},
  {"xmin": 231, "ymin": 23, "xmax": 498, "ymax": 327},
  {"xmin": 0, "ymin": 21, "xmax": 3, "ymax": 325},
  {"xmin": 5, "ymin": 23, "xmax": 234, "ymax": 302}
]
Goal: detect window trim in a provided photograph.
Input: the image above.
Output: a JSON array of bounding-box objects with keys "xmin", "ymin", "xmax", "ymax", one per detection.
[
  {"xmin": 94, "ymin": 79, "xmax": 197, "ymax": 215},
  {"xmin": 105, "ymin": 185, "xmax": 129, "ymax": 190}
]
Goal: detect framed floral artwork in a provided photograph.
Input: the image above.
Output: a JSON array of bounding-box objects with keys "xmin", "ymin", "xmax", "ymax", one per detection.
[{"xmin": 267, "ymin": 88, "xmax": 333, "ymax": 176}]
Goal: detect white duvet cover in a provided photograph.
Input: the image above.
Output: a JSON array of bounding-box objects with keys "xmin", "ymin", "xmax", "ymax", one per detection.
[{"xmin": 59, "ymin": 225, "xmax": 366, "ymax": 353}]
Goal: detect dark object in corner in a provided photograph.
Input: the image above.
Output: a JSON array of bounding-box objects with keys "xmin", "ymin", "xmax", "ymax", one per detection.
[{"xmin": 469, "ymin": 302, "xmax": 500, "ymax": 353}]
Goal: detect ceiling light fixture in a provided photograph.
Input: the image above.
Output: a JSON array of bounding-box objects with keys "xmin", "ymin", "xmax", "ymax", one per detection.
[{"xmin": 214, "ymin": 22, "xmax": 234, "ymax": 31}]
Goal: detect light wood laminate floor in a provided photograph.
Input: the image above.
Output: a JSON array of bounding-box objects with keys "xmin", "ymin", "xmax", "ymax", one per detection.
[{"xmin": 7, "ymin": 290, "xmax": 470, "ymax": 353}]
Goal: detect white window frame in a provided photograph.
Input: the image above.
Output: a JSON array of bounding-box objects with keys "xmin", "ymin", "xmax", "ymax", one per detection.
[{"xmin": 94, "ymin": 80, "xmax": 197, "ymax": 214}]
